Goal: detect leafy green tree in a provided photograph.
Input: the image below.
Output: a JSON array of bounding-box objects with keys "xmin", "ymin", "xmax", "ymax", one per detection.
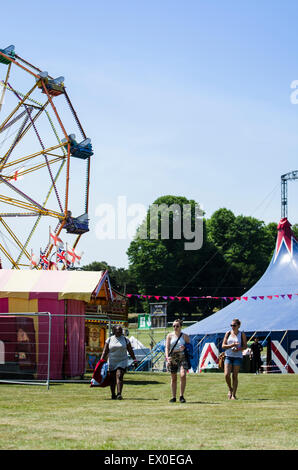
[
  {"xmin": 82, "ymin": 261, "xmax": 137, "ymax": 295},
  {"xmin": 127, "ymin": 196, "xmax": 239, "ymax": 317},
  {"xmin": 207, "ymin": 209, "xmax": 277, "ymax": 288}
]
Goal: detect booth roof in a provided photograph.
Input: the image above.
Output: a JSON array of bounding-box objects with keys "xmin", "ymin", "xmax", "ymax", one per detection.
[{"xmin": 0, "ymin": 269, "xmax": 107, "ymax": 302}]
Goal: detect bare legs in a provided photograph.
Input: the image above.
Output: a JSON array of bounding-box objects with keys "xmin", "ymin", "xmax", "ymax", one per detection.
[
  {"xmin": 110, "ymin": 368, "xmax": 125, "ymax": 399},
  {"xmin": 171, "ymin": 366, "xmax": 186, "ymax": 399},
  {"xmin": 224, "ymin": 363, "xmax": 240, "ymax": 399}
]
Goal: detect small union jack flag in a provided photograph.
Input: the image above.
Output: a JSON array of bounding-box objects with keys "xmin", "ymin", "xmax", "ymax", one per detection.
[
  {"xmin": 56, "ymin": 248, "xmax": 67, "ymax": 264},
  {"xmin": 40, "ymin": 249, "xmax": 49, "ymax": 269}
]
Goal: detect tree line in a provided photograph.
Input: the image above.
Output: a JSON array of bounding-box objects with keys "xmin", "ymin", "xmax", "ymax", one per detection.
[{"xmin": 83, "ymin": 195, "xmax": 295, "ymax": 320}]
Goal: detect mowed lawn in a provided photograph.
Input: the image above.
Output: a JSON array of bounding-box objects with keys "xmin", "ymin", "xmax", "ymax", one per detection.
[{"xmin": 0, "ymin": 372, "xmax": 297, "ymax": 450}]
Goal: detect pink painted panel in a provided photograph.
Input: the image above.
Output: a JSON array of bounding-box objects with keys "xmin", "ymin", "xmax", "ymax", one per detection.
[
  {"xmin": 65, "ymin": 300, "xmax": 85, "ymax": 377},
  {"xmin": 37, "ymin": 299, "xmax": 65, "ymax": 380}
]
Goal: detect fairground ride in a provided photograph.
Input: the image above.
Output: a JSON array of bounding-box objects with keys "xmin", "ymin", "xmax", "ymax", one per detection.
[{"xmin": 0, "ymin": 45, "xmax": 93, "ymax": 269}]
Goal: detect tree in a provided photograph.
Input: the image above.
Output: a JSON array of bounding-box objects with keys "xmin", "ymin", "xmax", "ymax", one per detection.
[
  {"xmin": 82, "ymin": 261, "xmax": 137, "ymax": 295},
  {"xmin": 207, "ymin": 208, "xmax": 277, "ymax": 288},
  {"xmin": 127, "ymin": 196, "xmax": 239, "ymax": 317}
]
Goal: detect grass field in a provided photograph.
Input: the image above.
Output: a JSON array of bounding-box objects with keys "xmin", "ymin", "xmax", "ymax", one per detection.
[{"xmin": 0, "ymin": 372, "xmax": 297, "ymax": 450}]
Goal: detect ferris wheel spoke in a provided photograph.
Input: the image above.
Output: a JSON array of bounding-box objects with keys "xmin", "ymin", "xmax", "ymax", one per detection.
[
  {"xmin": 0, "ymin": 175, "xmax": 48, "ymax": 211},
  {"xmin": 0, "ymin": 241, "xmax": 19, "ymax": 268},
  {"xmin": 0, "ymin": 216, "xmax": 30, "ymax": 260},
  {"xmin": 0, "ymin": 62, "xmax": 11, "ymax": 114},
  {"xmin": 0, "ymin": 109, "xmax": 28, "ymax": 134},
  {"xmin": 0, "ymin": 109, "xmax": 33, "ymax": 169},
  {"xmin": 0, "ymin": 81, "xmax": 38, "ymax": 133},
  {"xmin": 0, "ymin": 192, "xmax": 62, "ymax": 218},
  {"xmin": 15, "ymin": 159, "xmax": 66, "ymax": 265},
  {"xmin": 8, "ymin": 85, "xmax": 64, "ymax": 214},
  {"xmin": 1, "ymin": 142, "xmax": 66, "ymax": 171}
]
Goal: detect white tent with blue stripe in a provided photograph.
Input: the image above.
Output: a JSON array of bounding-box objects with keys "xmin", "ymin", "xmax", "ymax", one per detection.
[{"xmin": 183, "ymin": 218, "xmax": 298, "ymax": 373}]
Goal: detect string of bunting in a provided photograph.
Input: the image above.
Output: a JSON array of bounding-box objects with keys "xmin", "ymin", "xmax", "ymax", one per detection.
[{"xmin": 126, "ymin": 293, "xmax": 298, "ymax": 302}]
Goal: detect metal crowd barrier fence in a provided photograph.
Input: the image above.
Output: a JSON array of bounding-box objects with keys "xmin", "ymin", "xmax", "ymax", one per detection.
[{"xmin": 0, "ymin": 312, "xmax": 51, "ymax": 390}]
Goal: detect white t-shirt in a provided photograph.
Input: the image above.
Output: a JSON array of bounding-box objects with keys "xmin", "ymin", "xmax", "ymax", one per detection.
[
  {"xmin": 106, "ymin": 335, "xmax": 129, "ymax": 370},
  {"xmin": 225, "ymin": 331, "xmax": 243, "ymax": 358},
  {"xmin": 169, "ymin": 334, "xmax": 186, "ymax": 353}
]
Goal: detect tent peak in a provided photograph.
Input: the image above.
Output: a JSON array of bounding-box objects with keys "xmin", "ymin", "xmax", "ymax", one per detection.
[{"xmin": 274, "ymin": 217, "xmax": 297, "ymax": 262}]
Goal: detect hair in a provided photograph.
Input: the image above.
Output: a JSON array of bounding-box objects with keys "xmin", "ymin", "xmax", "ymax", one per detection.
[
  {"xmin": 173, "ymin": 319, "xmax": 183, "ymax": 327},
  {"xmin": 112, "ymin": 325, "xmax": 123, "ymax": 335},
  {"xmin": 232, "ymin": 318, "xmax": 241, "ymax": 326}
]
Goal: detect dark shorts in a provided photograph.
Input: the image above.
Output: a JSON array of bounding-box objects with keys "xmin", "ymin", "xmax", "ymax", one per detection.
[
  {"xmin": 167, "ymin": 352, "xmax": 189, "ymax": 374},
  {"xmin": 109, "ymin": 367, "xmax": 126, "ymax": 373},
  {"xmin": 225, "ymin": 356, "xmax": 243, "ymax": 367}
]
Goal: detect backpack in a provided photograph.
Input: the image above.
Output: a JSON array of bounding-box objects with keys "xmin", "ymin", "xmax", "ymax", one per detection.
[
  {"xmin": 90, "ymin": 359, "xmax": 111, "ymax": 388},
  {"xmin": 184, "ymin": 342, "xmax": 194, "ymax": 370}
]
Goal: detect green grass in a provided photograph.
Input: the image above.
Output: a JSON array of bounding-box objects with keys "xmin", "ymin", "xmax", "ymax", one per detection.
[
  {"xmin": 128, "ymin": 326, "xmax": 171, "ymax": 348},
  {"xmin": 0, "ymin": 372, "xmax": 297, "ymax": 450}
]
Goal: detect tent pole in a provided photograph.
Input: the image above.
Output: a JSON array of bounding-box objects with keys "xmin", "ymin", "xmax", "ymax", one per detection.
[
  {"xmin": 248, "ymin": 331, "xmax": 257, "ymax": 342},
  {"xmin": 279, "ymin": 330, "xmax": 288, "ymax": 345}
]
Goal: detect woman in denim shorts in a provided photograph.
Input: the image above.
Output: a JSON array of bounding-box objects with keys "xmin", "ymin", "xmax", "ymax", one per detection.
[
  {"xmin": 222, "ymin": 319, "xmax": 247, "ymax": 400},
  {"xmin": 165, "ymin": 319, "xmax": 190, "ymax": 403}
]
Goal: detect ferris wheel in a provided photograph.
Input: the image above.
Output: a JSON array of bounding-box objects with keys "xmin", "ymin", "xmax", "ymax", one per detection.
[{"xmin": 0, "ymin": 45, "xmax": 93, "ymax": 269}]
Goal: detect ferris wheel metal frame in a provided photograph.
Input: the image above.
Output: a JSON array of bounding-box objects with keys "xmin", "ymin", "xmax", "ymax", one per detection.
[{"xmin": 0, "ymin": 45, "xmax": 92, "ymax": 269}]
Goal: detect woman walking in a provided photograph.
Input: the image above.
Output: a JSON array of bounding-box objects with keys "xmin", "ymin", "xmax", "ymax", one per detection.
[
  {"xmin": 165, "ymin": 319, "xmax": 190, "ymax": 403},
  {"xmin": 101, "ymin": 325, "xmax": 137, "ymax": 400},
  {"xmin": 222, "ymin": 318, "xmax": 247, "ymax": 400}
]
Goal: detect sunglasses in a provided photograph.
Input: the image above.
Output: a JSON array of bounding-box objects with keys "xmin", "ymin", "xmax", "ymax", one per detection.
[{"xmin": 230, "ymin": 324, "xmax": 238, "ymax": 327}]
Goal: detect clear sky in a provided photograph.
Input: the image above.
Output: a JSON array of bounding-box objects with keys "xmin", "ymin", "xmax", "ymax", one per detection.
[{"xmin": 1, "ymin": 0, "xmax": 298, "ymax": 268}]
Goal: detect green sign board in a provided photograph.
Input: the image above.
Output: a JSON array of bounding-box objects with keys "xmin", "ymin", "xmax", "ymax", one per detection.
[{"xmin": 138, "ymin": 314, "xmax": 152, "ymax": 330}]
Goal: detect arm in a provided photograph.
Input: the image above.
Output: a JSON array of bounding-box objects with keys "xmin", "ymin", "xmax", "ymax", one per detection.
[
  {"xmin": 126, "ymin": 340, "xmax": 137, "ymax": 362},
  {"xmin": 183, "ymin": 334, "xmax": 190, "ymax": 344},
  {"xmin": 100, "ymin": 340, "xmax": 109, "ymax": 361},
  {"xmin": 240, "ymin": 332, "xmax": 247, "ymax": 351},
  {"xmin": 165, "ymin": 334, "xmax": 171, "ymax": 362}
]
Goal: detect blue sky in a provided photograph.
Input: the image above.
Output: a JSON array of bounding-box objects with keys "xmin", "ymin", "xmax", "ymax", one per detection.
[{"xmin": 2, "ymin": 0, "xmax": 298, "ymax": 268}]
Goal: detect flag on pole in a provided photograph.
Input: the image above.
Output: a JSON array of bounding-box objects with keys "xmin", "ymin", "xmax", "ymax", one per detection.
[
  {"xmin": 40, "ymin": 249, "xmax": 49, "ymax": 270},
  {"xmin": 49, "ymin": 226, "xmax": 64, "ymax": 248},
  {"xmin": 56, "ymin": 247, "xmax": 67, "ymax": 265},
  {"xmin": 30, "ymin": 250, "xmax": 37, "ymax": 269},
  {"xmin": 66, "ymin": 245, "xmax": 76, "ymax": 265}
]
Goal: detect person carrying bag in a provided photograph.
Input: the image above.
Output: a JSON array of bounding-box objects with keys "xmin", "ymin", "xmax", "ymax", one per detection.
[{"xmin": 165, "ymin": 319, "xmax": 190, "ymax": 403}]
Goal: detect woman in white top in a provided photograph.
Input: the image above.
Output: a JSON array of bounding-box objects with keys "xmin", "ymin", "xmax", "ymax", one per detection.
[
  {"xmin": 222, "ymin": 318, "xmax": 247, "ymax": 400},
  {"xmin": 101, "ymin": 325, "xmax": 137, "ymax": 400},
  {"xmin": 165, "ymin": 319, "xmax": 190, "ymax": 403}
]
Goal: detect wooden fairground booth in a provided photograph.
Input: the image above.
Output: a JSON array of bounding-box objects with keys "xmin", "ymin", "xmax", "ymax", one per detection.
[
  {"xmin": 85, "ymin": 275, "xmax": 128, "ymax": 371},
  {"xmin": 0, "ymin": 269, "xmax": 128, "ymax": 379}
]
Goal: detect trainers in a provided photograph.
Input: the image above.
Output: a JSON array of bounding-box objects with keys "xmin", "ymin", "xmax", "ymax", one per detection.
[
  {"xmin": 179, "ymin": 396, "xmax": 186, "ymax": 403},
  {"xmin": 169, "ymin": 397, "xmax": 176, "ymax": 403}
]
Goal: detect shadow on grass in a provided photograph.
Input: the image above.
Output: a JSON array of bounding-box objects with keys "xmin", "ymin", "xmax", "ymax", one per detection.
[
  {"xmin": 241, "ymin": 398, "xmax": 270, "ymax": 401},
  {"xmin": 103, "ymin": 397, "xmax": 159, "ymax": 401},
  {"xmin": 185, "ymin": 401, "xmax": 221, "ymax": 405},
  {"xmin": 124, "ymin": 380, "xmax": 163, "ymax": 385}
]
